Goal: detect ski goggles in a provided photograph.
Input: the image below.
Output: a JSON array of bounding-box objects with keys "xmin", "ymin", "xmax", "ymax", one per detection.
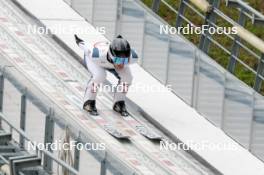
[{"xmin": 113, "ymin": 57, "xmax": 129, "ymax": 65}]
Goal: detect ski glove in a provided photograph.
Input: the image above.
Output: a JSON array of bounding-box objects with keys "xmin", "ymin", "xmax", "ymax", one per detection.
[{"xmin": 74, "ymin": 34, "xmax": 84, "ymax": 45}]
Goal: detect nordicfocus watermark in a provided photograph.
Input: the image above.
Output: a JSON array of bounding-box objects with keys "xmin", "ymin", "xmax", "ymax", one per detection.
[
  {"xmin": 160, "ymin": 140, "xmax": 238, "ymax": 151},
  {"xmin": 160, "ymin": 24, "xmax": 238, "ymax": 35},
  {"xmin": 26, "ymin": 24, "xmax": 106, "ymax": 35},
  {"xmin": 27, "ymin": 140, "xmax": 106, "ymax": 152},
  {"xmin": 91, "ymin": 82, "xmax": 173, "ymax": 93}
]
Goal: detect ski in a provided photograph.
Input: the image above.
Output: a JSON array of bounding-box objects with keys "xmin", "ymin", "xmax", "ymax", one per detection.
[
  {"xmin": 123, "ymin": 114, "xmax": 162, "ymax": 141},
  {"xmin": 66, "ymin": 94, "xmax": 130, "ymax": 140},
  {"xmin": 89, "ymin": 113, "xmax": 130, "ymax": 140},
  {"xmin": 99, "ymin": 98, "xmax": 162, "ymax": 141}
]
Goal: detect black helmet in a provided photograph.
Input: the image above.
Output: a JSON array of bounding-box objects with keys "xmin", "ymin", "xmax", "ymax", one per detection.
[{"xmin": 109, "ymin": 35, "xmax": 131, "ymax": 58}]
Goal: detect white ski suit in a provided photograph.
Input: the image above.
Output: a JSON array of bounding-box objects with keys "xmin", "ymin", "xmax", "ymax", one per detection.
[{"xmin": 77, "ymin": 40, "xmax": 138, "ymax": 104}]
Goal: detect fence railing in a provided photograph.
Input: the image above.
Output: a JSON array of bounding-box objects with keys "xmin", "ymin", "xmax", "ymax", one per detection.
[
  {"xmin": 0, "ymin": 65, "xmax": 136, "ymax": 175},
  {"xmin": 225, "ymin": 0, "xmax": 264, "ymax": 25},
  {"xmin": 0, "ymin": 112, "xmax": 79, "ymax": 175},
  {"xmin": 150, "ymin": 0, "xmax": 264, "ymax": 92}
]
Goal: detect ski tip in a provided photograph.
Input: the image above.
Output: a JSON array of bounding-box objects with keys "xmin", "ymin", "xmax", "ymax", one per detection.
[
  {"xmin": 119, "ymin": 136, "xmax": 131, "ymax": 141},
  {"xmin": 140, "ymin": 133, "xmax": 163, "ymax": 141},
  {"xmin": 112, "ymin": 134, "xmax": 130, "ymax": 141},
  {"xmin": 103, "ymin": 126, "xmax": 131, "ymax": 140},
  {"xmin": 146, "ymin": 136, "xmax": 163, "ymax": 142}
]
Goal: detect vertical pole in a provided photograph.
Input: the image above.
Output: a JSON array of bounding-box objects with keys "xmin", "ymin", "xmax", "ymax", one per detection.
[
  {"xmin": 0, "ymin": 73, "xmax": 4, "ymax": 129},
  {"xmin": 140, "ymin": 12, "xmax": 147, "ymax": 66},
  {"xmin": 73, "ymin": 134, "xmax": 80, "ymax": 171},
  {"xmin": 43, "ymin": 108, "xmax": 55, "ymax": 173},
  {"xmin": 165, "ymin": 38, "xmax": 171, "ymax": 85},
  {"xmin": 175, "ymin": 0, "xmax": 188, "ymax": 28},
  {"xmin": 199, "ymin": 0, "xmax": 220, "ymax": 52},
  {"xmin": 248, "ymin": 92, "xmax": 255, "ymax": 151},
  {"xmin": 254, "ymin": 54, "xmax": 264, "ymax": 92},
  {"xmin": 227, "ymin": 9, "xmax": 246, "ymax": 73},
  {"xmin": 191, "ymin": 49, "xmax": 201, "ymax": 108},
  {"xmin": 221, "ymin": 72, "xmax": 227, "ymax": 130},
  {"xmin": 0, "ymin": 73, "xmax": 3, "ymax": 113},
  {"xmin": 151, "ymin": 0, "xmax": 161, "ymax": 13},
  {"xmin": 19, "ymin": 89, "xmax": 27, "ymax": 149},
  {"xmin": 100, "ymin": 160, "xmax": 106, "ymax": 175},
  {"xmin": 115, "ymin": 0, "xmax": 122, "ymax": 37},
  {"xmin": 191, "ymin": 49, "xmax": 198, "ymax": 108},
  {"xmin": 100, "ymin": 153, "xmax": 107, "ymax": 175}
]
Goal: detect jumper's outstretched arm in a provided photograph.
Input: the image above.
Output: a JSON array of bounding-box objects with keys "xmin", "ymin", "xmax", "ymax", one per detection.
[{"xmin": 74, "ymin": 34, "xmax": 90, "ymax": 56}]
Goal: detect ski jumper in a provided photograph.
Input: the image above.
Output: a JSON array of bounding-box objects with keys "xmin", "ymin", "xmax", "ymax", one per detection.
[{"xmin": 77, "ymin": 40, "xmax": 138, "ymax": 104}]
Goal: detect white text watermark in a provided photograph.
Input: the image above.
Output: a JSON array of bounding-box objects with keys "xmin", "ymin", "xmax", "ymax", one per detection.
[
  {"xmin": 91, "ymin": 82, "xmax": 173, "ymax": 93},
  {"xmin": 27, "ymin": 140, "xmax": 106, "ymax": 151},
  {"xmin": 26, "ymin": 24, "xmax": 106, "ymax": 35},
  {"xmin": 160, "ymin": 24, "xmax": 238, "ymax": 35},
  {"xmin": 160, "ymin": 140, "xmax": 238, "ymax": 151}
]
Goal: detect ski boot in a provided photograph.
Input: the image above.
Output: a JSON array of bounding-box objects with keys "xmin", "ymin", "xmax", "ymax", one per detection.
[
  {"xmin": 83, "ymin": 100, "xmax": 99, "ymax": 116},
  {"xmin": 113, "ymin": 101, "xmax": 129, "ymax": 116}
]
